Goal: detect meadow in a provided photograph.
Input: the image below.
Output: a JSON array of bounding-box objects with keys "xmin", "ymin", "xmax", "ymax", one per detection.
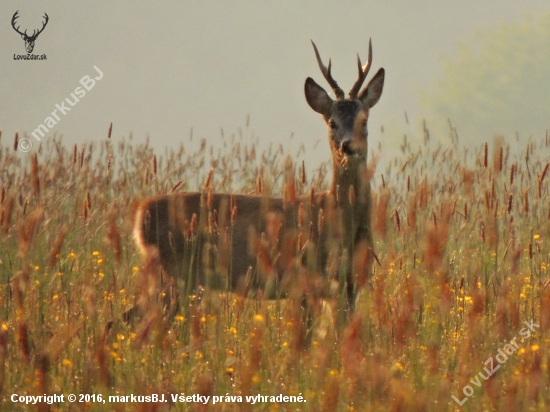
[{"xmin": 0, "ymin": 125, "xmax": 549, "ymax": 411}]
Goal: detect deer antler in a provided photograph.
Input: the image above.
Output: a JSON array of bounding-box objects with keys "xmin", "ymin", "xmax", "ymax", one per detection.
[
  {"xmin": 11, "ymin": 11, "xmax": 49, "ymax": 40},
  {"xmin": 311, "ymin": 41, "xmax": 345, "ymax": 100},
  {"xmin": 31, "ymin": 13, "xmax": 49, "ymax": 39},
  {"xmin": 348, "ymin": 38, "xmax": 373, "ymax": 99},
  {"xmin": 11, "ymin": 11, "xmax": 26, "ymax": 37}
]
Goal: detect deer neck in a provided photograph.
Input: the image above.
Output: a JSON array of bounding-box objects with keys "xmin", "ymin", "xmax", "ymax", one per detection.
[{"xmin": 330, "ymin": 155, "xmax": 367, "ymax": 207}]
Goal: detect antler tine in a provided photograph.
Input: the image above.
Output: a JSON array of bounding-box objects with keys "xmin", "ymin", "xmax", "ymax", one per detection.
[
  {"xmin": 349, "ymin": 38, "xmax": 373, "ymax": 99},
  {"xmin": 35, "ymin": 13, "xmax": 49, "ymax": 37},
  {"xmin": 11, "ymin": 11, "xmax": 26, "ymax": 36},
  {"xmin": 311, "ymin": 40, "xmax": 345, "ymax": 99}
]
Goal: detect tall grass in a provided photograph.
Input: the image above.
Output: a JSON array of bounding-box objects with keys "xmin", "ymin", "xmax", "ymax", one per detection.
[{"xmin": 0, "ymin": 126, "xmax": 549, "ymax": 411}]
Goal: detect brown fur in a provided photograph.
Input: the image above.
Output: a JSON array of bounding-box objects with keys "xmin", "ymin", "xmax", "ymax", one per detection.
[{"xmin": 134, "ymin": 39, "xmax": 384, "ymax": 312}]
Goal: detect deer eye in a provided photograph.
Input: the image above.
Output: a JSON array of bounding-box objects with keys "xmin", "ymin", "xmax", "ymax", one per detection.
[
  {"xmin": 362, "ymin": 119, "xmax": 367, "ymax": 128},
  {"xmin": 328, "ymin": 120, "xmax": 337, "ymax": 129}
]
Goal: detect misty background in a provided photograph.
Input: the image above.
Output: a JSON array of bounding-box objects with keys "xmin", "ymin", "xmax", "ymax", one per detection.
[{"xmin": 1, "ymin": 1, "xmax": 550, "ymax": 173}]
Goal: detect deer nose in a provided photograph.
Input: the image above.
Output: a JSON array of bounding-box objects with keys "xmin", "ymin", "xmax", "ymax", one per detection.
[{"xmin": 340, "ymin": 140, "xmax": 353, "ymax": 155}]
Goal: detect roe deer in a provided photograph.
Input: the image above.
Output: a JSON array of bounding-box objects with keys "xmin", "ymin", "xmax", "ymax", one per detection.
[{"xmin": 134, "ymin": 39, "xmax": 384, "ymax": 317}]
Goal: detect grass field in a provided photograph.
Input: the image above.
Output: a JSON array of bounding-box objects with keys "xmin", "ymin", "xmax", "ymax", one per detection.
[{"xmin": 0, "ymin": 128, "xmax": 549, "ymax": 411}]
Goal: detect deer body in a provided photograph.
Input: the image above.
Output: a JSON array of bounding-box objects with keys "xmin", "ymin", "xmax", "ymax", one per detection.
[
  {"xmin": 135, "ymin": 193, "xmax": 289, "ymax": 298},
  {"xmin": 134, "ymin": 39, "xmax": 384, "ymax": 312}
]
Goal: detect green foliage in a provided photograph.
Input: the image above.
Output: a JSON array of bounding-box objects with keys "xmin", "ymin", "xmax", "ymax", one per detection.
[{"xmin": 423, "ymin": 13, "xmax": 550, "ymax": 141}]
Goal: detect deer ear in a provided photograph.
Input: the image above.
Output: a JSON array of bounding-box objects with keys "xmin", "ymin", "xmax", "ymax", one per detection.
[
  {"xmin": 305, "ymin": 77, "xmax": 333, "ymax": 119},
  {"xmin": 358, "ymin": 68, "xmax": 385, "ymax": 109}
]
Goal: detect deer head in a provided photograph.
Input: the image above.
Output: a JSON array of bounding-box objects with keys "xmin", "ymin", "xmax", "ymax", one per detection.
[
  {"xmin": 12, "ymin": 11, "xmax": 49, "ymax": 54},
  {"xmin": 304, "ymin": 39, "xmax": 385, "ymax": 168}
]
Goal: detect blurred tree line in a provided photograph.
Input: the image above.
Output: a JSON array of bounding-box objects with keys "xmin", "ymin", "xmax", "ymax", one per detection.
[{"xmin": 422, "ymin": 13, "xmax": 550, "ymax": 144}]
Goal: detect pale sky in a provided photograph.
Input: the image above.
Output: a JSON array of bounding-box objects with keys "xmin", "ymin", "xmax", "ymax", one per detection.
[{"xmin": 1, "ymin": 1, "xmax": 549, "ymax": 166}]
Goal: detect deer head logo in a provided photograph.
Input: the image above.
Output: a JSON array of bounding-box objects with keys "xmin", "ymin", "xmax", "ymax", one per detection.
[{"xmin": 11, "ymin": 11, "xmax": 49, "ymax": 54}]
